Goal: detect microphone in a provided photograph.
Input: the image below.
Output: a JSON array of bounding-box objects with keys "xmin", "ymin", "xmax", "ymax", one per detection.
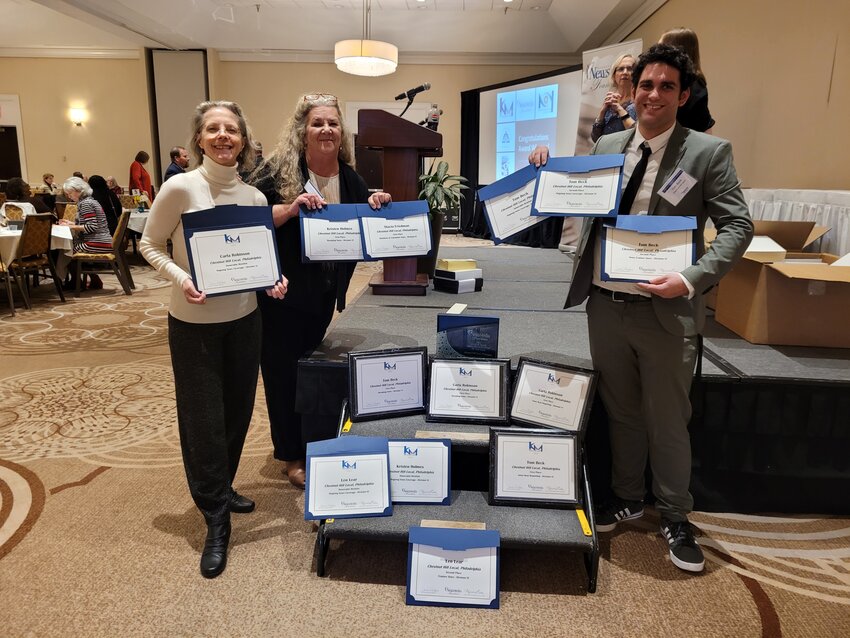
[{"xmin": 394, "ymin": 82, "xmax": 431, "ymax": 101}]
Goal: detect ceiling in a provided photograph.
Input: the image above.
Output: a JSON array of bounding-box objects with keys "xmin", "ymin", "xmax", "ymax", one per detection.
[{"xmin": 2, "ymin": 0, "xmax": 664, "ymax": 64}]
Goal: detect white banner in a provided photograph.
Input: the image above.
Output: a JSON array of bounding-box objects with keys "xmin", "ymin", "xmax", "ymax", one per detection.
[{"xmin": 576, "ymin": 39, "xmax": 643, "ymax": 156}]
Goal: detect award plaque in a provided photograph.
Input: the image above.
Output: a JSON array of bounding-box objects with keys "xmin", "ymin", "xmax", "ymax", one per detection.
[
  {"xmin": 488, "ymin": 427, "xmax": 580, "ymax": 508},
  {"xmin": 348, "ymin": 348, "xmax": 428, "ymax": 421},
  {"xmin": 426, "ymin": 358, "xmax": 510, "ymax": 425},
  {"xmin": 509, "ymin": 358, "xmax": 598, "ymax": 433}
]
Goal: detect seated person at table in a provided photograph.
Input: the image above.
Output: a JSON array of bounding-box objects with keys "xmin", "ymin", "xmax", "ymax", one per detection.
[
  {"xmin": 59, "ymin": 176, "xmax": 113, "ymax": 290},
  {"xmin": 0, "ymin": 177, "xmax": 50, "ymax": 223},
  {"xmin": 106, "ymin": 176, "xmax": 123, "ymax": 196},
  {"xmin": 43, "ymin": 173, "xmax": 61, "ymax": 195},
  {"xmin": 89, "ymin": 175, "xmax": 122, "ymax": 236}
]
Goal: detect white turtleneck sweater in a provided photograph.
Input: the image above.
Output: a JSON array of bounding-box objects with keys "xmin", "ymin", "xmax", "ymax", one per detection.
[{"xmin": 140, "ymin": 155, "xmax": 268, "ymax": 324}]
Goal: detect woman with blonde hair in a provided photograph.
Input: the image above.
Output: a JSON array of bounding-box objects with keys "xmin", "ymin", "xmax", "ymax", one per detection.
[
  {"xmin": 591, "ymin": 53, "xmax": 637, "ymax": 142},
  {"xmin": 249, "ymin": 93, "xmax": 391, "ymax": 489},
  {"xmin": 660, "ymin": 27, "xmax": 715, "ymax": 133}
]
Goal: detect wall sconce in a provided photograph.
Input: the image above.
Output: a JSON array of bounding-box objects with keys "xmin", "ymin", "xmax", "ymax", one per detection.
[{"xmin": 69, "ymin": 107, "xmax": 89, "ymax": 127}]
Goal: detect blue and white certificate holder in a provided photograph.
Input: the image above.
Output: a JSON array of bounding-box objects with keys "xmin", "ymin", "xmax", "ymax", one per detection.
[
  {"xmin": 406, "ymin": 527, "xmax": 500, "ymax": 608},
  {"xmin": 305, "ymin": 435, "xmax": 392, "ymax": 521},
  {"xmin": 181, "ymin": 204, "xmax": 281, "ymax": 297},
  {"xmin": 600, "ymin": 215, "xmax": 697, "ymax": 283},
  {"xmin": 531, "ymin": 154, "xmax": 625, "ymax": 218}
]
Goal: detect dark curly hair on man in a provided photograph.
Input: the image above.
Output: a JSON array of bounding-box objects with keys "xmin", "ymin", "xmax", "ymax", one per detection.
[{"xmin": 631, "ymin": 43, "xmax": 696, "ymax": 93}]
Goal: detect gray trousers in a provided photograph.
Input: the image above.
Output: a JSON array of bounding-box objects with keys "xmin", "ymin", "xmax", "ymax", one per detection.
[
  {"xmin": 586, "ymin": 289, "xmax": 697, "ymax": 522},
  {"xmin": 168, "ymin": 310, "xmax": 261, "ymax": 522}
]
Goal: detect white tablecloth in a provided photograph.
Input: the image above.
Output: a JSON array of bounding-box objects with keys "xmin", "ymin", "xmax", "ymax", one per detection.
[
  {"xmin": 744, "ymin": 189, "xmax": 850, "ymax": 256},
  {"xmin": 127, "ymin": 211, "xmax": 149, "ymax": 234},
  {"xmin": 0, "ymin": 225, "xmax": 73, "ymax": 265}
]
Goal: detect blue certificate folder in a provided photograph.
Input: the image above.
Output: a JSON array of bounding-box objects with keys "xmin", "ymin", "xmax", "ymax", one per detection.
[
  {"xmin": 181, "ymin": 205, "xmax": 280, "ymax": 297},
  {"xmin": 356, "ymin": 200, "xmax": 432, "ymax": 261},
  {"xmin": 298, "ymin": 203, "xmax": 361, "ymax": 263},
  {"xmin": 406, "ymin": 527, "xmax": 500, "ymax": 608},
  {"xmin": 304, "ymin": 435, "xmax": 392, "ymax": 521},
  {"xmin": 436, "ymin": 314, "xmax": 499, "ymax": 359},
  {"xmin": 600, "ymin": 215, "xmax": 698, "ymax": 283},
  {"xmin": 388, "ymin": 439, "xmax": 452, "ymax": 505},
  {"xmin": 478, "ymin": 164, "xmax": 544, "ymax": 245},
  {"xmin": 531, "ymin": 154, "xmax": 625, "ymax": 218}
]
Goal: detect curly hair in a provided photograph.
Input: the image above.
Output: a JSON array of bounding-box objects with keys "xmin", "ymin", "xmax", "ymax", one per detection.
[
  {"xmin": 256, "ymin": 94, "xmax": 355, "ymax": 205},
  {"xmin": 189, "ymin": 101, "xmax": 259, "ymax": 171},
  {"xmin": 631, "ymin": 43, "xmax": 696, "ymax": 94}
]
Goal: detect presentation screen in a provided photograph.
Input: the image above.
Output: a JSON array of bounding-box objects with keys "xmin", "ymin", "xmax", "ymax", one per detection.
[{"xmin": 478, "ymin": 69, "xmax": 581, "ymax": 185}]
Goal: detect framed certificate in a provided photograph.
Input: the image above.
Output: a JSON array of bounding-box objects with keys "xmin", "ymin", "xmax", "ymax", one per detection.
[
  {"xmin": 426, "ymin": 358, "xmax": 510, "ymax": 425},
  {"xmin": 348, "ymin": 347, "xmax": 428, "ymax": 421},
  {"xmin": 510, "ymin": 358, "xmax": 598, "ymax": 434},
  {"xmin": 357, "ymin": 200, "xmax": 432, "ymax": 260},
  {"xmin": 531, "ymin": 154, "xmax": 625, "ymax": 217},
  {"xmin": 600, "ymin": 215, "xmax": 698, "ymax": 283},
  {"xmin": 406, "ymin": 527, "xmax": 500, "ymax": 608},
  {"xmin": 304, "ymin": 435, "xmax": 392, "ymax": 520},
  {"xmin": 388, "ymin": 439, "xmax": 451, "ymax": 504},
  {"xmin": 489, "ymin": 427, "xmax": 580, "ymax": 508},
  {"xmin": 299, "ymin": 203, "xmax": 364, "ymax": 262},
  {"xmin": 182, "ymin": 205, "xmax": 281, "ymax": 297},
  {"xmin": 479, "ymin": 164, "xmax": 545, "ymax": 244}
]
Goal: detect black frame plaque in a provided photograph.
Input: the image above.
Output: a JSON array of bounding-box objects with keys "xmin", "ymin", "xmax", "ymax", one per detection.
[
  {"xmin": 425, "ymin": 358, "xmax": 510, "ymax": 425},
  {"xmin": 488, "ymin": 427, "xmax": 581, "ymax": 508},
  {"xmin": 347, "ymin": 347, "xmax": 428, "ymax": 422}
]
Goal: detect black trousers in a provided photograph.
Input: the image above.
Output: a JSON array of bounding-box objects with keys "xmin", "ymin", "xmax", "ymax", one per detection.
[
  {"xmin": 168, "ymin": 310, "xmax": 261, "ymax": 522},
  {"xmin": 257, "ymin": 295, "xmax": 334, "ymax": 462}
]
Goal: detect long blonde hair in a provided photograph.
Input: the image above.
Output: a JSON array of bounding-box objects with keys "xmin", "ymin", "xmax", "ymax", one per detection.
[{"xmin": 258, "ymin": 94, "xmax": 355, "ymax": 205}]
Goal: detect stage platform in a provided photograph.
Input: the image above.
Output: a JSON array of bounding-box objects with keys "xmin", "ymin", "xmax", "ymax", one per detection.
[{"xmin": 298, "ymin": 245, "xmax": 850, "ymax": 514}]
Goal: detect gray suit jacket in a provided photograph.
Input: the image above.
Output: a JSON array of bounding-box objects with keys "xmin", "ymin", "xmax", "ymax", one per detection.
[{"xmin": 567, "ymin": 123, "xmax": 754, "ymax": 336}]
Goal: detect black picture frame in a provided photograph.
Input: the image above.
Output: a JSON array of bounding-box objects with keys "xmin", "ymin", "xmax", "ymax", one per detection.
[
  {"xmin": 347, "ymin": 347, "xmax": 428, "ymax": 422},
  {"xmin": 488, "ymin": 427, "xmax": 581, "ymax": 508},
  {"xmin": 509, "ymin": 357, "xmax": 598, "ymax": 436},
  {"xmin": 425, "ymin": 358, "xmax": 510, "ymax": 425}
]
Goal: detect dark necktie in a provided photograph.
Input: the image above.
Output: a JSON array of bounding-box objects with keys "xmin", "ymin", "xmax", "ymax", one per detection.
[
  {"xmin": 565, "ymin": 142, "xmax": 652, "ymax": 307},
  {"xmin": 618, "ymin": 142, "xmax": 652, "ymax": 215}
]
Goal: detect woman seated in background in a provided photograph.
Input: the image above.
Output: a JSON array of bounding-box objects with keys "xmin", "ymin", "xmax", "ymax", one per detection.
[
  {"xmin": 89, "ymin": 175, "xmax": 122, "ymax": 236},
  {"xmin": 248, "ymin": 92, "xmax": 391, "ymax": 489},
  {"xmin": 659, "ymin": 27, "xmax": 714, "ymax": 133},
  {"xmin": 59, "ymin": 176, "xmax": 113, "ymax": 290},
  {"xmin": 0, "ymin": 177, "xmax": 50, "ymax": 224},
  {"xmin": 42, "ymin": 173, "xmax": 61, "ymax": 194},
  {"xmin": 591, "ymin": 53, "xmax": 637, "ymax": 142},
  {"xmin": 106, "ymin": 176, "xmax": 123, "ymax": 196}
]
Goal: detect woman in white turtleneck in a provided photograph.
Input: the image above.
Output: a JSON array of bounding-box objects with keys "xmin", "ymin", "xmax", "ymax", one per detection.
[{"xmin": 140, "ymin": 101, "xmax": 287, "ymax": 580}]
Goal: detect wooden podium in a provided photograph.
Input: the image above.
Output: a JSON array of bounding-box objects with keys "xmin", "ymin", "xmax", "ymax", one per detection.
[{"xmin": 357, "ymin": 109, "xmax": 442, "ymax": 295}]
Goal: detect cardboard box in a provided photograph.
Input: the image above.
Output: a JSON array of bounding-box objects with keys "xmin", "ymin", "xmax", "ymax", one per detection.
[{"xmin": 714, "ymin": 221, "xmax": 850, "ymax": 348}]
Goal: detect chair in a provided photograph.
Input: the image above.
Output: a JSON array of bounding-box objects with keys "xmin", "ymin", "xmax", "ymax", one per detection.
[
  {"xmin": 4, "ymin": 204, "xmax": 24, "ymax": 221},
  {"xmin": 0, "ymin": 258, "xmax": 28, "ymax": 316},
  {"xmin": 4, "ymin": 213, "xmax": 66, "ymax": 310},
  {"xmin": 69, "ymin": 209, "xmax": 133, "ymax": 297},
  {"xmin": 62, "ymin": 204, "xmax": 78, "ymax": 222}
]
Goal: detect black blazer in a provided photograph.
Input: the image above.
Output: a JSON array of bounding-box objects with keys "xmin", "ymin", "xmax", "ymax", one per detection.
[{"xmin": 252, "ymin": 157, "xmax": 370, "ymax": 314}]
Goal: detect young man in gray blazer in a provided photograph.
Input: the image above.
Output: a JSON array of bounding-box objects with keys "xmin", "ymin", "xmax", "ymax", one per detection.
[{"xmin": 530, "ymin": 43, "xmax": 753, "ymax": 572}]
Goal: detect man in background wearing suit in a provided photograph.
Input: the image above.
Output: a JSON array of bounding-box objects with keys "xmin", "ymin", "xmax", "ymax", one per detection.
[
  {"xmin": 164, "ymin": 146, "xmax": 190, "ymax": 182},
  {"xmin": 530, "ymin": 43, "xmax": 753, "ymax": 573}
]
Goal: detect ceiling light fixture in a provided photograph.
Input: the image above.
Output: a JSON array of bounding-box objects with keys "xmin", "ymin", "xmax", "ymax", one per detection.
[{"xmin": 334, "ymin": 0, "xmax": 398, "ymax": 77}]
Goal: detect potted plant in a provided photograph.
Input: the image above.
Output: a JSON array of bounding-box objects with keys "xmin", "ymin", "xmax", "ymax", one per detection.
[{"xmin": 417, "ymin": 160, "xmax": 468, "ymax": 277}]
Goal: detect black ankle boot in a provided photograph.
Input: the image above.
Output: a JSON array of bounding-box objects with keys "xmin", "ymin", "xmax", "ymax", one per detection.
[{"xmin": 200, "ymin": 519, "xmax": 231, "ymax": 579}]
